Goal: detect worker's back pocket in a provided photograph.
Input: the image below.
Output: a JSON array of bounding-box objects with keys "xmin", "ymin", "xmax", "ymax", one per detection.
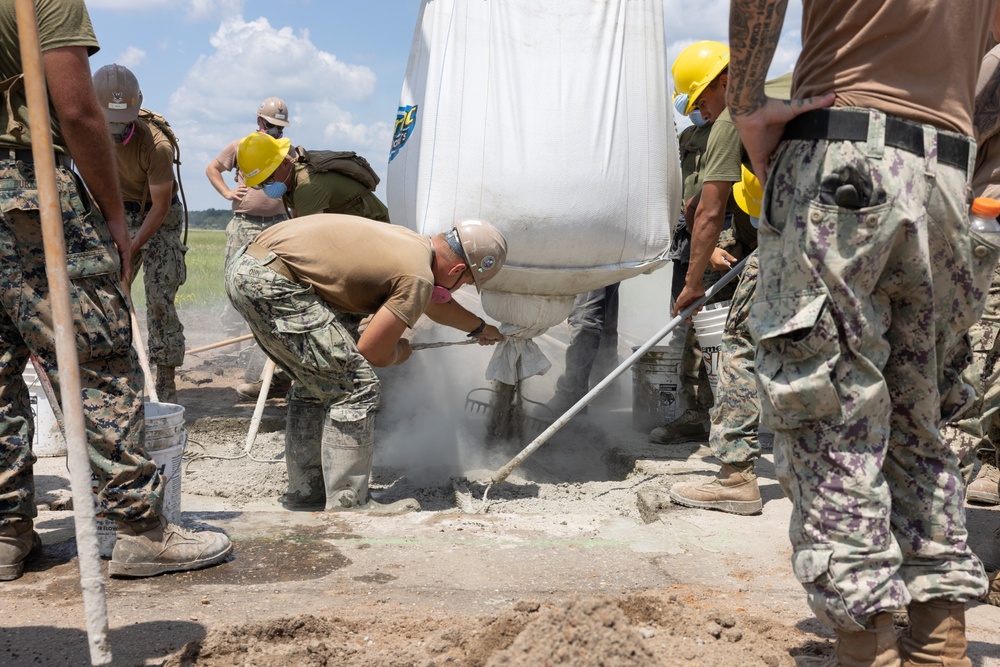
[{"xmin": 749, "ymin": 291, "xmax": 844, "ymax": 430}]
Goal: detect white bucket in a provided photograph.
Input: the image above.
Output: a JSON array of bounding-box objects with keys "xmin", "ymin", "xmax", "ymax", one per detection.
[
  {"xmin": 692, "ymin": 301, "xmax": 730, "ymax": 392},
  {"xmin": 23, "ymin": 369, "xmax": 66, "ymax": 457},
  {"xmin": 631, "ymin": 345, "xmax": 687, "ymax": 433},
  {"xmin": 94, "ymin": 402, "xmax": 187, "ymax": 558}
]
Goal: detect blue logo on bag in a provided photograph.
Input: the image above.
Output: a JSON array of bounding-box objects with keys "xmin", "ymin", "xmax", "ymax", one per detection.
[{"xmin": 390, "ymin": 105, "xmax": 418, "ymax": 162}]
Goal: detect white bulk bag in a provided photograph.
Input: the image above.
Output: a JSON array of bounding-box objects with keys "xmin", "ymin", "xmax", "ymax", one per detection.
[{"xmin": 388, "ymin": 0, "xmax": 681, "ymax": 381}]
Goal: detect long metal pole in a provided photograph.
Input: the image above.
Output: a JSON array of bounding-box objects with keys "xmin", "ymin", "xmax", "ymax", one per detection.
[
  {"xmin": 14, "ymin": 1, "xmax": 111, "ymax": 663},
  {"xmin": 487, "ymin": 255, "xmax": 749, "ymax": 487}
]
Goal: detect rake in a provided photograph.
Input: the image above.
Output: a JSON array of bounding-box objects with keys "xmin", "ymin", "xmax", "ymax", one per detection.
[
  {"xmin": 455, "ymin": 256, "xmax": 750, "ymax": 514},
  {"xmin": 464, "ymin": 386, "xmax": 554, "ymax": 434}
]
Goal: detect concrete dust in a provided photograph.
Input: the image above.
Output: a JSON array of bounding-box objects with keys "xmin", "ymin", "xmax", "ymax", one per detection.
[{"xmin": 4, "ymin": 303, "xmax": 998, "ymax": 666}]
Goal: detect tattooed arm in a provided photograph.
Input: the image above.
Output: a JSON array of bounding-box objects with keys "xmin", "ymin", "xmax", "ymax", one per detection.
[{"xmin": 727, "ymin": 0, "xmax": 834, "ymax": 182}]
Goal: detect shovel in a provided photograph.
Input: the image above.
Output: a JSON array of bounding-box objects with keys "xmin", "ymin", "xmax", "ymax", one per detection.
[{"xmin": 456, "ymin": 255, "xmax": 749, "ymax": 513}]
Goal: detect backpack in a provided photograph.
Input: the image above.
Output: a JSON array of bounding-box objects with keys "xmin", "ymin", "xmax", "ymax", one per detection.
[
  {"xmin": 138, "ymin": 108, "xmax": 189, "ymax": 243},
  {"xmin": 294, "ymin": 146, "xmax": 380, "ymax": 192}
]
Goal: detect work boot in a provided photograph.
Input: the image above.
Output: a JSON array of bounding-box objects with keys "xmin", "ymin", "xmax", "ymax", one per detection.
[
  {"xmin": 155, "ymin": 365, "xmax": 177, "ymax": 403},
  {"xmin": 235, "ymin": 375, "xmax": 292, "ymax": 401},
  {"xmin": 109, "ymin": 516, "xmax": 232, "ymax": 578},
  {"xmin": 0, "ymin": 521, "xmax": 42, "ymax": 581},
  {"xmin": 648, "ymin": 409, "xmax": 710, "ymax": 445},
  {"xmin": 321, "ymin": 409, "xmax": 420, "ymax": 513},
  {"xmin": 965, "ymin": 460, "xmax": 999, "ymax": 505},
  {"xmin": 668, "ymin": 462, "xmax": 762, "ymax": 515},
  {"xmin": 280, "ymin": 399, "xmax": 326, "ymax": 510},
  {"xmin": 986, "ymin": 570, "xmax": 1000, "ymax": 608},
  {"xmin": 899, "ymin": 599, "xmax": 971, "ymax": 666}
]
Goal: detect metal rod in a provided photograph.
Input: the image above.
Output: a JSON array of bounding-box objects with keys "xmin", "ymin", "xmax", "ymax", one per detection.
[
  {"xmin": 14, "ymin": 0, "xmax": 111, "ymax": 662},
  {"xmin": 487, "ymin": 256, "xmax": 749, "ymax": 487}
]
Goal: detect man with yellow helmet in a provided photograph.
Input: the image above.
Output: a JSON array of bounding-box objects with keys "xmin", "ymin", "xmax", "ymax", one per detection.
[
  {"xmin": 236, "ymin": 132, "xmax": 389, "ymax": 221},
  {"xmin": 664, "ymin": 40, "xmax": 791, "ymax": 516}
]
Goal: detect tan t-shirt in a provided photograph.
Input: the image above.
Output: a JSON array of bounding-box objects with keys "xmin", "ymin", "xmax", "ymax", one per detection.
[
  {"xmin": 212, "ymin": 139, "xmax": 287, "ymax": 216},
  {"xmin": 974, "ymin": 45, "xmax": 1000, "ymax": 198},
  {"xmin": 254, "ymin": 214, "xmax": 434, "ymax": 327},
  {"xmin": 795, "ymin": 0, "xmax": 993, "ymax": 137},
  {"xmin": 113, "ymin": 119, "xmax": 176, "ymax": 202}
]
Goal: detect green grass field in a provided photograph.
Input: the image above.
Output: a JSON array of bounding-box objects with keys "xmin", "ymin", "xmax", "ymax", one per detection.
[{"xmin": 132, "ymin": 229, "xmax": 228, "ymax": 310}]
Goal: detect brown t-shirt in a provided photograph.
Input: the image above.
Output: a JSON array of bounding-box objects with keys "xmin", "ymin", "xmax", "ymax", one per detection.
[
  {"xmin": 795, "ymin": 0, "xmax": 994, "ymax": 137},
  {"xmin": 113, "ymin": 119, "xmax": 176, "ymax": 202},
  {"xmin": 212, "ymin": 139, "xmax": 287, "ymax": 216},
  {"xmin": 254, "ymin": 213, "xmax": 434, "ymax": 327}
]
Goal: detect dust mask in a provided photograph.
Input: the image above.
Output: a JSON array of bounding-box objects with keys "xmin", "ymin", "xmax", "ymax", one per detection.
[{"xmin": 262, "ymin": 181, "xmax": 287, "ymax": 199}]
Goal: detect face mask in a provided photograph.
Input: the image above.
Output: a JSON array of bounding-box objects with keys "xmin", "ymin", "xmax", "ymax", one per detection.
[
  {"xmin": 689, "ymin": 109, "xmax": 708, "ymax": 127},
  {"xmin": 109, "ymin": 122, "xmax": 135, "ymax": 144},
  {"xmin": 260, "ymin": 126, "xmax": 283, "ymax": 139},
  {"xmin": 431, "ymin": 286, "xmax": 452, "ymax": 304},
  {"xmin": 749, "ymin": 216, "xmax": 760, "ymax": 229},
  {"xmin": 262, "ymin": 181, "xmax": 287, "ymax": 199}
]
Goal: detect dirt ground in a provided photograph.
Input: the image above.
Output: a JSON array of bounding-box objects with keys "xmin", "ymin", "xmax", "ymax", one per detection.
[{"xmin": 2, "ymin": 301, "xmax": 999, "ymax": 666}]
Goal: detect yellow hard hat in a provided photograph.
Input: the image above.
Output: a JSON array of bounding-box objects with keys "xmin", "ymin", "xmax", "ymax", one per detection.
[
  {"xmin": 672, "ymin": 41, "xmax": 730, "ymax": 115},
  {"xmin": 237, "ymin": 132, "xmax": 291, "ymax": 188},
  {"xmin": 733, "ymin": 164, "xmax": 763, "ymax": 218}
]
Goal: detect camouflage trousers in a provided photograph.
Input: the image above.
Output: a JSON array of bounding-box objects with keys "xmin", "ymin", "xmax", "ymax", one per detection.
[
  {"xmin": 941, "ymin": 259, "xmax": 1000, "ymax": 471},
  {"xmin": 220, "ymin": 212, "xmax": 287, "ymax": 337},
  {"xmin": 751, "ymin": 110, "xmax": 994, "ymax": 631},
  {"xmin": 225, "ymin": 246, "xmax": 380, "ymax": 419},
  {"xmin": 127, "ymin": 201, "xmax": 186, "ymax": 367},
  {"xmin": 709, "ymin": 250, "xmax": 760, "ymax": 463},
  {"xmin": 0, "ymin": 161, "xmax": 161, "ymax": 527},
  {"xmin": 553, "ymin": 284, "xmax": 620, "ymax": 404}
]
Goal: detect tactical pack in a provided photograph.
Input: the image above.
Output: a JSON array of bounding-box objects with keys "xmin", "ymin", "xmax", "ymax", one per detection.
[
  {"xmin": 294, "ymin": 146, "xmax": 380, "ymax": 192},
  {"xmin": 139, "ymin": 108, "xmax": 189, "ymax": 242}
]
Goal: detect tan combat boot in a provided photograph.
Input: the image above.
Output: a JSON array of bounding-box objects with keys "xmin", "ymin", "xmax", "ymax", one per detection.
[
  {"xmin": 109, "ymin": 516, "xmax": 232, "ymax": 578},
  {"xmin": 965, "ymin": 460, "xmax": 999, "ymax": 505},
  {"xmin": 155, "ymin": 365, "xmax": 177, "ymax": 403},
  {"xmin": 667, "ymin": 462, "xmax": 762, "ymax": 515},
  {"xmin": 899, "ymin": 599, "xmax": 971, "ymax": 667},
  {"xmin": 648, "ymin": 409, "xmax": 710, "ymax": 445},
  {"xmin": 0, "ymin": 520, "xmax": 42, "ymax": 581}
]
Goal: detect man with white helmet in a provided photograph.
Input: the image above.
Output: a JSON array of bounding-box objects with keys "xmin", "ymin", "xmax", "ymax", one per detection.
[
  {"xmin": 206, "ymin": 97, "xmax": 294, "ymax": 401},
  {"xmin": 226, "ymin": 214, "xmax": 506, "ymax": 512},
  {"xmin": 93, "ymin": 63, "xmax": 186, "ymax": 403}
]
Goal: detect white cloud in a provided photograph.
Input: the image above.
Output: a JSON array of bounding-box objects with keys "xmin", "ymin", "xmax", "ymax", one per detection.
[{"xmin": 115, "ymin": 46, "xmax": 146, "ymax": 69}]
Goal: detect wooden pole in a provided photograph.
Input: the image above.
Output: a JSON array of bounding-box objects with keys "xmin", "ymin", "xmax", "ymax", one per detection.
[
  {"xmin": 185, "ymin": 332, "xmax": 253, "ymax": 355},
  {"xmin": 14, "ymin": 1, "xmax": 111, "ymax": 663}
]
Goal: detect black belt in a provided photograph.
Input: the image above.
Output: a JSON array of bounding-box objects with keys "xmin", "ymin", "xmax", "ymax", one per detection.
[
  {"xmin": 782, "ymin": 109, "xmax": 971, "ymax": 172},
  {"xmin": 245, "ymin": 241, "xmax": 297, "ymax": 282},
  {"xmin": 236, "ymin": 213, "xmax": 287, "ymax": 224},
  {"xmin": 124, "ymin": 195, "xmax": 180, "ymax": 214},
  {"xmin": 6, "ymin": 148, "xmax": 73, "ymax": 170}
]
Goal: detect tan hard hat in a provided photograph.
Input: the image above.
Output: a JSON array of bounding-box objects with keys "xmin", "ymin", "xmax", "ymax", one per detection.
[
  {"xmin": 93, "ymin": 64, "xmax": 142, "ymax": 123},
  {"xmin": 257, "ymin": 97, "xmax": 290, "ymax": 127},
  {"xmin": 453, "ymin": 220, "xmax": 507, "ymax": 292}
]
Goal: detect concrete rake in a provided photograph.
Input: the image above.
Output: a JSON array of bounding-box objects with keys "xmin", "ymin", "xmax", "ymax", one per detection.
[{"xmin": 455, "ymin": 256, "xmax": 750, "ymax": 514}]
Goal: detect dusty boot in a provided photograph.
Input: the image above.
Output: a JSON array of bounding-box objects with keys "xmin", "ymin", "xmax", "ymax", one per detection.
[
  {"xmin": 321, "ymin": 409, "xmax": 420, "ymax": 513},
  {"xmin": 648, "ymin": 409, "xmax": 710, "ymax": 445},
  {"xmin": 235, "ymin": 375, "xmax": 292, "ymax": 401},
  {"xmin": 986, "ymin": 570, "xmax": 1000, "ymax": 608},
  {"xmin": 899, "ymin": 599, "xmax": 971, "ymax": 666},
  {"xmin": 109, "ymin": 515, "xmax": 232, "ymax": 578},
  {"xmin": 668, "ymin": 462, "xmax": 762, "ymax": 515},
  {"xmin": 155, "ymin": 365, "xmax": 177, "ymax": 403},
  {"xmin": 965, "ymin": 456, "xmax": 999, "ymax": 505},
  {"xmin": 0, "ymin": 520, "xmax": 42, "ymax": 581},
  {"xmin": 280, "ymin": 400, "xmax": 326, "ymax": 510}
]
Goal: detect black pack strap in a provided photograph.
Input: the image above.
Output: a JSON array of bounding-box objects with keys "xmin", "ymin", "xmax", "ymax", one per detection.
[{"xmin": 783, "ymin": 108, "xmax": 970, "ymax": 172}]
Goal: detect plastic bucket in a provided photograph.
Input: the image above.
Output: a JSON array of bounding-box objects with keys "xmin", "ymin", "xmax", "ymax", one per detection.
[
  {"xmin": 23, "ymin": 369, "xmax": 66, "ymax": 457},
  {"xmin": 631, "ymin": 345, "xmax": 687, "ymax": 433},
  {"xmin": 692, "ymin": 301, "xmax": 730, "ymax": 392},
  {"xmin": 95, "ymin": 402, "xmax": 187, "ymax": 558}
]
